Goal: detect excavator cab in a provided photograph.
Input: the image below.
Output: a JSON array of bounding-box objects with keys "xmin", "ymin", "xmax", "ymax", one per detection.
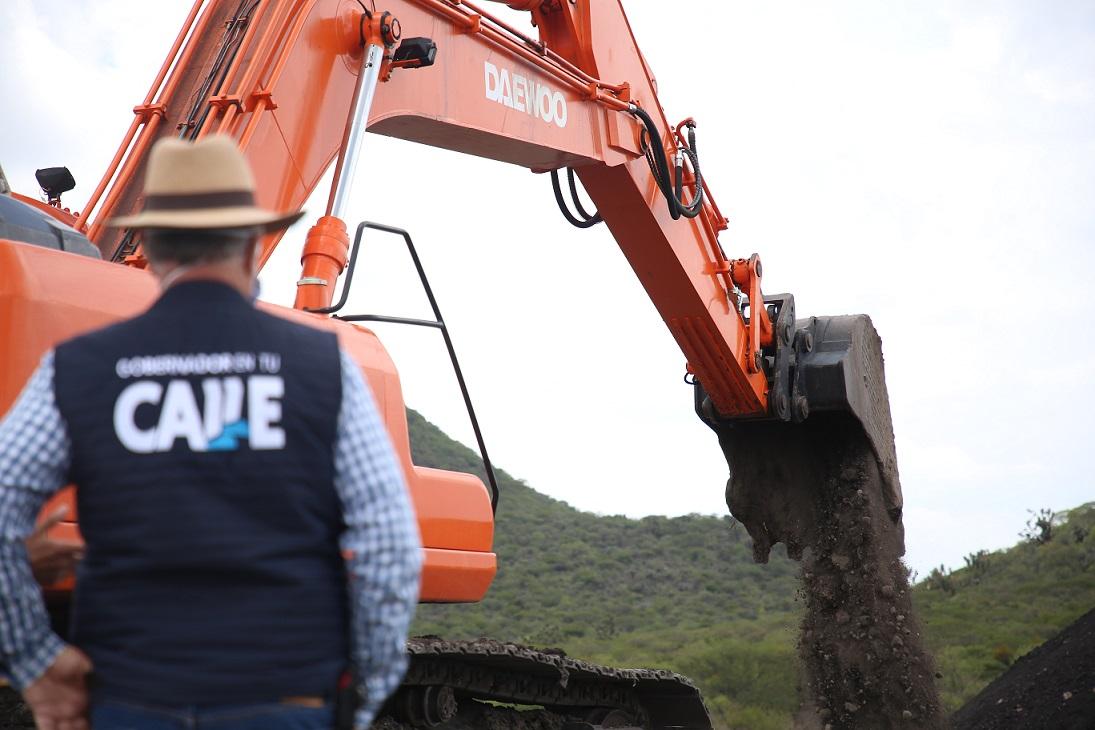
[{"xmin": 0, "ymin": 189, "xmax": 100, "ymax": 258}]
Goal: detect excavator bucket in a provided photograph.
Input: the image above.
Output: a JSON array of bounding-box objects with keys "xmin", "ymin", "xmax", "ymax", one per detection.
[{"xmin": 698, "ymin": 312, "xmax": 903, "ymax": 563}]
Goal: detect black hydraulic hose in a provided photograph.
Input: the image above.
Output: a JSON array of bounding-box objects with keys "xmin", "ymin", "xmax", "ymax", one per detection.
[
  {"xmin": 677, "ymin": 124, "xmax": 703, "ymax": 218},
  {"xmin": 566, "ymin": 168, "xmax": 602, "ymax": 225},
  {"xmin": 628, "ymin": 104, "xmax": 704, "ymax": 220},
  {"xmin": 630, "ymin": 105, "xmax": 676, "ymax": 218},
  {"xmin": 182, "ymin": 0, "xmax": 258, "ymax": 139},
  {"xmin": 550, "ymin": 108, "xmax": 702, "ymax": 228},
  {"xmin": 551, "ymin": 168, "xmax": 602, "ymax": 228}
]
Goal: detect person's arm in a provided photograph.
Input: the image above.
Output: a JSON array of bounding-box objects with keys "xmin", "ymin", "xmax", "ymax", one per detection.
[
  {"xmin": 0, "ymin": 352, "xmax": 93, "ymax": 730},
  {"xmin": 333, "ymin": 350, "xmax": 423, "ymax": 730},
  {"xmin": 0, "ymin": 352, "xmax": 71, "ymax": 687},
  {"xmin": 26, "ymin": 506, "xmax": 84, "ymax": 587}
]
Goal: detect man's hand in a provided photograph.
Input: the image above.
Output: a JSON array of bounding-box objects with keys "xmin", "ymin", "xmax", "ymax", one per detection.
[
  {"xmin": 26, "ymin": 507, "xmax": 83, "ymax": 586},
  {"xmin": 23, "ymin": 646, "xmax": 93, "ymax": 730}
]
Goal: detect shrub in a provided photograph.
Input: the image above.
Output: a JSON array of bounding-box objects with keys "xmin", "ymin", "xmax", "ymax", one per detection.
[{"xmin": 1020, "ymin": 508, "xmax": 1056, "ymax": 545}]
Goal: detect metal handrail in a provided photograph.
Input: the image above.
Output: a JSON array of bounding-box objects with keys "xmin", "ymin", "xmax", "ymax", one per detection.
[{"xmin": 308, "ymin": 221, "xmax": 500, "ymax": 513}]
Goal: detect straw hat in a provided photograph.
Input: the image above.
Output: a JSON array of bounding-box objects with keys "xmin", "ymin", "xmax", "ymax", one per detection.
[{"xmin": 107, "ymin": 135, "xmax": 304, "ymax": 233}]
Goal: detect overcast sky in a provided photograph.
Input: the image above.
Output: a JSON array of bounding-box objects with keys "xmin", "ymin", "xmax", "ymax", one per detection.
[{"xmin": 2, "ymin": 0, "xmax": 1092, "ymax": 577}]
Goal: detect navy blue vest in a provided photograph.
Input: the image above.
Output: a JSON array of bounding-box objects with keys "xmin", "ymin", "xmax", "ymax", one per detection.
[{"xmin": 53, "ymin": 281, "xmax": 348, "ymax": 704}]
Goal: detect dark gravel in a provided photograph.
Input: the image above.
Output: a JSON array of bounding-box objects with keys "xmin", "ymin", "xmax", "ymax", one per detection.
[{"xmin": 951, "ymin": 606, "xmax": 1095, "ymax": 730}]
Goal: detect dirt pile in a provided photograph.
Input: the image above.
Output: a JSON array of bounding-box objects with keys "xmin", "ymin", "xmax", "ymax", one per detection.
[
  {"xmin": 725, "ymin": 417, "xmax": 944, "ymax": 729},
  {"xmin": 951, "ymin": 607, "xmax": 1095, "ymax": 730}
]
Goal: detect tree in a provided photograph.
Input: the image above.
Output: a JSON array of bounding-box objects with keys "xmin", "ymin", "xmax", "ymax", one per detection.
[
  {"xmin": 1020, "ymin": 508, "xmax": 1056, "ymax": 545},
  {"xmin": 963, "ymin": 550, "xmax": 991, "ymax": 579}
]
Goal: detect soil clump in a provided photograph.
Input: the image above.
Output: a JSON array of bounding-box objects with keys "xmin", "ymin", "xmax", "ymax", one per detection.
[{"xmin": 951, "ymin": 606, "xmax": 1095, "ymax": 730}]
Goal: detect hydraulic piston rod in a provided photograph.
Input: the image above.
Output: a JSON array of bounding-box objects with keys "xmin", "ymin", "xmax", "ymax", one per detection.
[
  {"xmin": 327, "ymin": 42, "xmax": 385, "ymax": 220},
  {"xmin": 295, "ymin": 28, "xmax": 388, "ymax": 312}
]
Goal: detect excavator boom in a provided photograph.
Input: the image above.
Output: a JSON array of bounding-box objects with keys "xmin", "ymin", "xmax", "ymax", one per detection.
[{"xmin": 77, "ymin": 0, "xmax": 773, "ymax": 420}]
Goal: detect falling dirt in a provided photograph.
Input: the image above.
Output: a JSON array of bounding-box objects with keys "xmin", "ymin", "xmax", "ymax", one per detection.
[
  {"xmin": 724, "ymin": 415, "xmax": 945, "ymax": 729},
  {"xmin": 796, "ymin": 437, "xmax": 944, "ymax": 728}
]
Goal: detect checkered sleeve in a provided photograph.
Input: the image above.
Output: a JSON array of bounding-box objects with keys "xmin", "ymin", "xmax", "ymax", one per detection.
[
  {"xmin": 333, "ymin": 350, "xmax": 423, "ymax": 730},
  {"xmin": 0, "ymin": 351, "xmax": 70, "ymax": 688}
]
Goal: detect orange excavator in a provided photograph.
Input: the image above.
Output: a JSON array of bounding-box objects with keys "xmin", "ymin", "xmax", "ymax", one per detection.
[{"xmin": 0, "ymin": 1, "xmax": 904, "ymax": 727}]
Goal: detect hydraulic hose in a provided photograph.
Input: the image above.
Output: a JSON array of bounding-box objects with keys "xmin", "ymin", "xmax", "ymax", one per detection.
[
  {"xmin": 551, "ymin": 168, "xmax": 602, "ymax": 228},
  {"xmin": 566, "ymin": 168, "xmax": 601, "ymax": 225},
  {"xmin": 550, "ymin": 106, "xmax": 703, "ymax": 228},
  {"xmin": 628, "ymin": 104, "xmax": 704, "ymax": 220}
]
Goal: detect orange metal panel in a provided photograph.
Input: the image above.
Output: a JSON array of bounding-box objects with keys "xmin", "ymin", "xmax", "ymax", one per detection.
[
  {"xmin": 419, "ymin": 547, "xmax": 497, "ymax": 603},
  {"xmin": 1, "ymin": 240, "xmax": 495, "ymax": 603}
]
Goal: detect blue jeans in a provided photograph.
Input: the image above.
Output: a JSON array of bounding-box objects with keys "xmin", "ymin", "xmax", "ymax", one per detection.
[{"xmin": 90, "ymin": 698, "xmax": 335, "ymax": 729}]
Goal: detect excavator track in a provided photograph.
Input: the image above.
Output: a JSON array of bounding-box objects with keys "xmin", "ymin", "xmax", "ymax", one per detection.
[{"xmin": 378, "ymin": 637, "xmax": 712, "ymax": 729}]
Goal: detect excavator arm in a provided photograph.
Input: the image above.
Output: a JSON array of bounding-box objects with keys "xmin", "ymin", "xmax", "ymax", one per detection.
[
  {"xmin": 78, "ymin": 0, "xmax": 772, "ymax": 419},
  {"xmin": 73, "ymin": 0, "xmax": 903, "ymax": 556}
]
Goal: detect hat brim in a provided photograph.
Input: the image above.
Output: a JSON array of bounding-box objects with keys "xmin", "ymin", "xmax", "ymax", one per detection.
[{"xmin": 106, "ymin": 206, "xmax": 305, "ymax": 235}]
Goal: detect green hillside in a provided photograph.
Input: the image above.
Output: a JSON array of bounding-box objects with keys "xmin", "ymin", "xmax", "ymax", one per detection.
[
  {"xmin": 916, "ymin": 504, "xmax": 1095, "ymax": 709},
  {"xmin": 406, "ymin": 409, "xmax": 802, "ymax": 643},
  {"xmin": 405, "ymin": 409, "xmax": 1095, "ymax": 729}
]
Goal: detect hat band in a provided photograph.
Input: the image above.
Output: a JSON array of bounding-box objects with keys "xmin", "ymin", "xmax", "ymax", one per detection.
[{"xmin": 143, "ymin": 190, "xmax": 255, "ymax": 211}]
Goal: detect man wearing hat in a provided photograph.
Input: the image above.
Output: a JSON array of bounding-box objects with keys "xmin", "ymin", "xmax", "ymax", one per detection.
[{"xmin": 0, "ymin": 135, "xmax": 422, "ymax": 729}]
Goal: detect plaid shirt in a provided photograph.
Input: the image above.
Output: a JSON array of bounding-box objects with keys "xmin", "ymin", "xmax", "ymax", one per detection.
[{"xmin": 0, "ymin": 349, "xmax": 422, "ymax": 729}]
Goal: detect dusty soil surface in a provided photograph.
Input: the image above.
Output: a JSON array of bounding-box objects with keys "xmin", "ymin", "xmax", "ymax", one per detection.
[
  {"xmin": 725, "ymin": 417, "xmax": 945, "ymax": 729},
  {"xmin": 951, "ymin": 607, "xmax": 1095, "ymax": 730}
]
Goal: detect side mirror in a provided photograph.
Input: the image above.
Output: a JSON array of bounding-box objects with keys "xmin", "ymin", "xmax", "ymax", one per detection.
[
  {"xmin": 35, "ymin": 167, "xmax": 76, "ymax": 207},
  {"xmin": 392, "ymin": 37, "xmax": 437, "ymax": 69}
]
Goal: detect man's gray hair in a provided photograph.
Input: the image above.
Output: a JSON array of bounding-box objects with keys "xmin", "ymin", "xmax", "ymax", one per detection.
[{"xmin": 143, "ymin": 228, "xmax": 258, "ymax": 266}]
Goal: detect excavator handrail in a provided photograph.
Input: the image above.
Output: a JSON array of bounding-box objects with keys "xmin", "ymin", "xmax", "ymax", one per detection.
[{"xmin": 329, "ymin": 221, "xmax": 501, "ymax": 512}]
